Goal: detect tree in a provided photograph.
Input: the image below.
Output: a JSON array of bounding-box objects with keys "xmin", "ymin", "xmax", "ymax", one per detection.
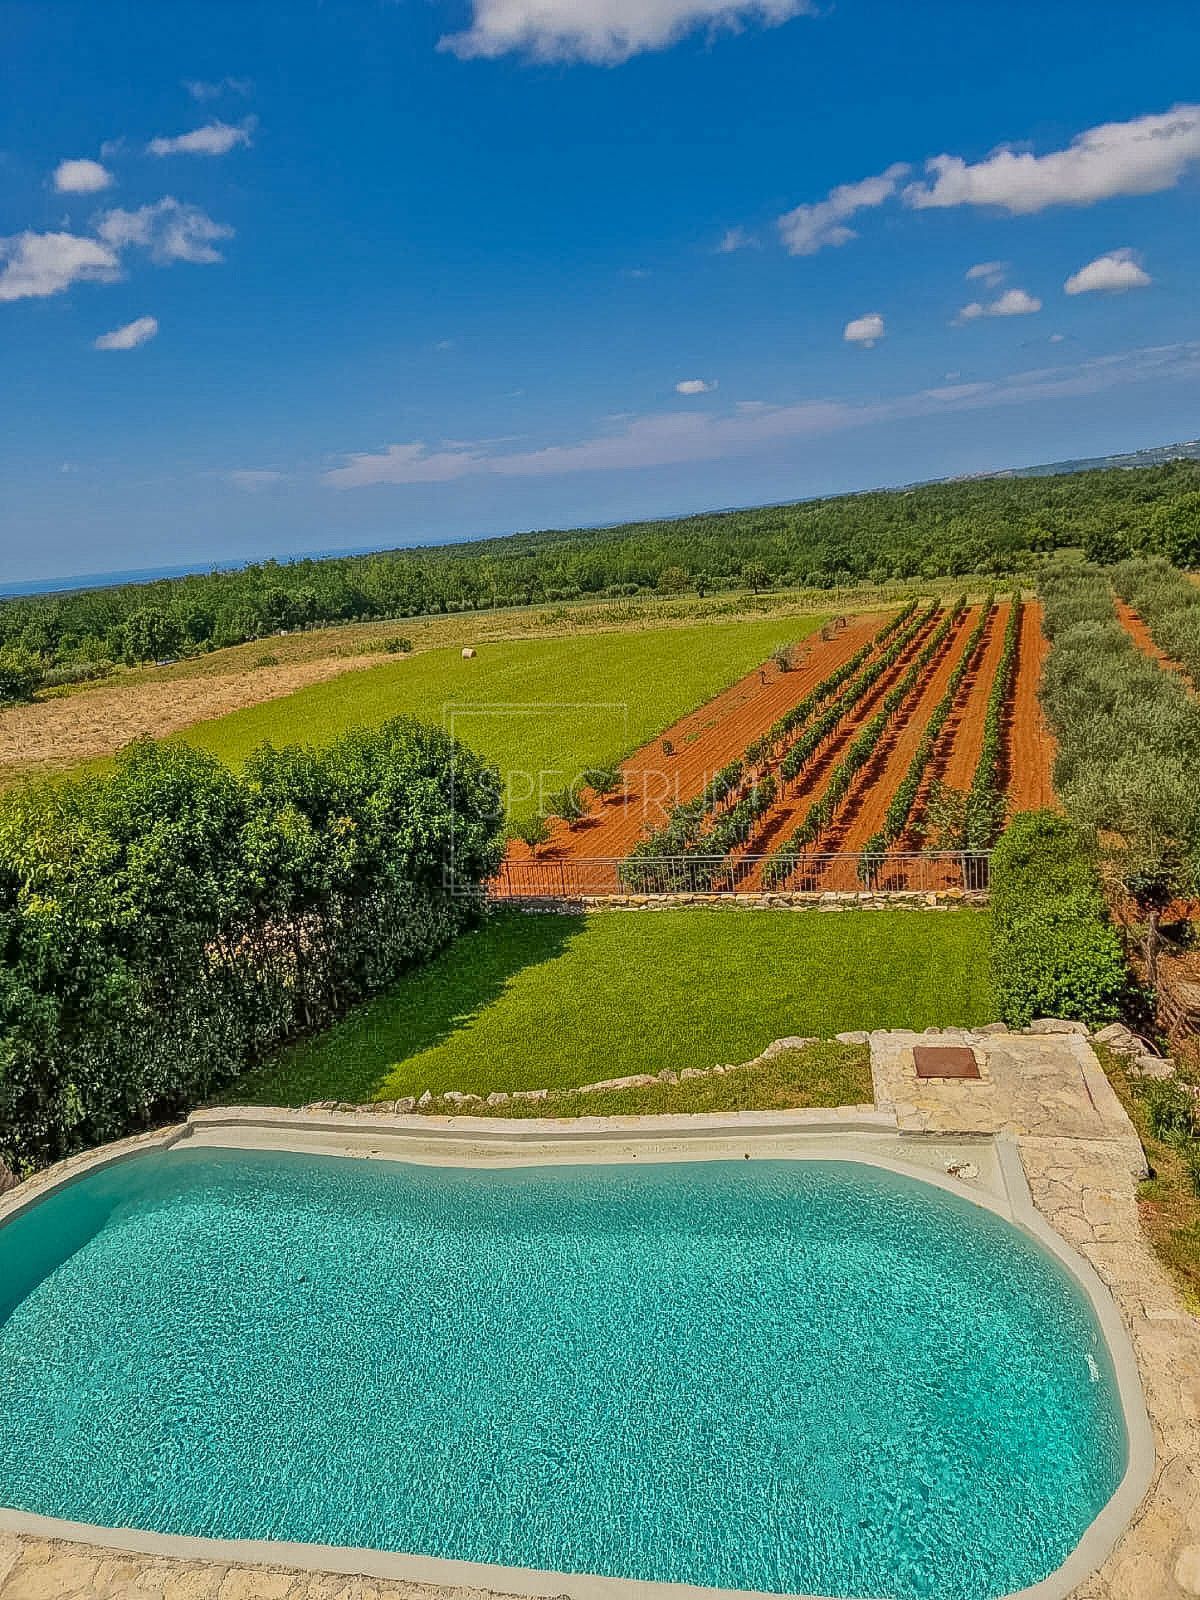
[
  {"xmin": 0, "ymin": 649, "xmax": 43, "ymax": 704},
  {"xmin": 584, "ymin": 766, "xmax": 622, "ymax": 799},
  {"xmin": 741, "ymin": 561, "xmax": 769, "ymax": 594},
  {"xmin": 510, "ymin": 814, "xmax": 551, "ymax": 856},
  {"xmin": 547, "ymin": 786, "xmax": 586, "ymax": 827}
]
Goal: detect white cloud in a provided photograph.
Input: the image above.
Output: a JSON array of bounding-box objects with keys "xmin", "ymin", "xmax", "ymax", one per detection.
[
  {"xmin": 96, "ymin": 199, "xmax": 232, "ymax": 264},
  {"xmin": 323, "ymin": 342, "xmax": 1200, "ymax": 488},
  {"xmin": 676, "ymin": 378, "xmax": 717, "ymax": 394},
  {"xmin": 322, "ymin": 442, "xmax": 482, "ymax": 488},
  {"xmin": 716, "ymin": 226, "xmax": 756, "ymax": 253},
  {"xmin": 53, "ymin": 158, "xmax": 113, "ymax": 194},
  {"xmin": 0, "ymin": 230, "xmax": 120, "ymax": 301},
  {"xmin": 965, "ymin": 259, "xmax": 1007, "ymax": 288},
  {"xmin": 147, "ymin": 118, "xmax": 254, "ymax": 157},
  {"xmin": 956, "ymin": 287, "xmax": 1042, "ymax": 322},
  {"xmin": 94, "ymin": 314, "xmax": 158, "ymax": 350},
  {"xmin": 778, "ymin": 163, "xmax": 910, "ymax": 255},
  {"xmin": 1049, "ymin": 332, "xmax": 1065, "ymax": 342},
  {"xmin": 438, "ymin": 0, "xmax": 813, "ymax": 64},
  {"xmin": 228, "ymin": 469, "xmax": 285, "ymax": 490},
  {"xmin": 1064, "ymin": 248, "xmax": 1152, "ymax": 295},
  {"xmin": 185, "ymin": 77, "xmax": 252, "ymax": 101},
  {"xmin": 906, "ymin": 104, "xmax": 1200, "ymax": 214},
  {"xmin": 843, "ymin": 312, "xmax": 885, "ymax": 347}
]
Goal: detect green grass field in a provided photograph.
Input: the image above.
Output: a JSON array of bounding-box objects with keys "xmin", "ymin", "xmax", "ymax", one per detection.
[
  {"xmin": 178, "ymin": 616, "xmax": 821, "ymax": 817},
  {"xmin": 228, "ymin": 908, "xmax": 995, "ymax": 1107}
]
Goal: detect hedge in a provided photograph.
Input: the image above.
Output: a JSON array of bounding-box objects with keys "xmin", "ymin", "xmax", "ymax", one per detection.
[
  {"xmin": 989, "ymin": 810, "xmax": 1126, "ymax": 1028},
  {"xmin": 0, "ymin": 718, "xmax": 504, "ymax": 1173}
]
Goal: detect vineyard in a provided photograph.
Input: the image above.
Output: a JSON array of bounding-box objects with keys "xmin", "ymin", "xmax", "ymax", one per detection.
[{"xmin": 498, "ymin": 595, "xmax": 1055, "ymax": 895}]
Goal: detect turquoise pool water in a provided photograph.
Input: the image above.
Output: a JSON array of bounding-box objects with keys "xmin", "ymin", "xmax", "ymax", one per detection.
[{"xmin": 0, "ymin": 1150, "xmax": 1125, "ymax": 1600}]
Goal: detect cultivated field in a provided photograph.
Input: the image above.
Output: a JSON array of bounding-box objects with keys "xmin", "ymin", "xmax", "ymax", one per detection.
[
  {"xmin": 231, "ymin": 908, "xmax": 996, "ymax": 1106},
  {"xmin": 501, "ymin": 595, "xmax": 1056, "ymax": 892},
  {"xmin": 0, "ymin": 576, "xmax": 1001, "ymax": 786},
  {"xmin": 176, "ymin": 615, "xmax": 825, "ymax": 817}
]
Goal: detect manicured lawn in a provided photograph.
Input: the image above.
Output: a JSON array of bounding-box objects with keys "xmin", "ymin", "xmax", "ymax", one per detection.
[
  {"xmin": 179, "ymin": 616, "xmax": 820, "ymax": 818},
  {"xmin": 452, "ymin": 1041, "xmax": 873, "ymax": 1117},
  {"xmin": 228, "ymin": 908, "xmax": 995, "ymax": 1106}
]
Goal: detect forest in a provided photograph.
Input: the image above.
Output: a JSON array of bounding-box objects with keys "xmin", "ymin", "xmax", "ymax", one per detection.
[{"xmin": 3, "ymin": 459, "xmax": 1199, "ymax": 688}]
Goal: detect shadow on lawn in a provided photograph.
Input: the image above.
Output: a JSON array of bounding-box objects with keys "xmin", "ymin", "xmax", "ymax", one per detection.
[{"xmin": 226, "ymin": 910, "xmax": 587, "ymax": 1107}]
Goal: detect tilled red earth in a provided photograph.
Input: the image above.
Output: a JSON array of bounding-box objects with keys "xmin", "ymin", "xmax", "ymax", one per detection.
[
  {"xmin": 500, "ymin": 598, "xmax": 1059, "ymax": 891},
  {"xmin": 502, "ymin": 612, "xmax": 886, "ymax": 884},
  {"xmin": 1115, "ymin": 597, "xmax": 1195, "ymax": 689}
]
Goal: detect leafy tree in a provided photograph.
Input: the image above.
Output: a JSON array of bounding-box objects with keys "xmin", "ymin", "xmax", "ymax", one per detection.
[
  {"xmin": 547, "ymin": 786, "xmax": 586, "ymax": 827},
  {"xmin": 510, "ymin": 814, "xmax": 551, "ymax": 856},
  {"xmin": 741, "ymin": 560, "xmax": 769, "ymax": 594},
  {"xmin": 0, "ymin": 649, "xmax": 43, "ymax": 704}
]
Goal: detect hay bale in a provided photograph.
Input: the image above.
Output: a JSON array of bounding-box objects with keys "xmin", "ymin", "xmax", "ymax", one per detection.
[{"xmin": 461, "ymin": 646, "xmax": 477, "ymax": 659}]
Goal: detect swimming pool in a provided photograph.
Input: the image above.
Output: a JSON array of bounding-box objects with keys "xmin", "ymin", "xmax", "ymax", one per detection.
[{"xmin": 0, "ymin": 1146, "xmax": 1129, "ymax": 1600}]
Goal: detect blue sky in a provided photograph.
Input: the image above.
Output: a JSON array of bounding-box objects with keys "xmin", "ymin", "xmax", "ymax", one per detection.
[{"xmin": 2, "ymin": 0, "xmax": 1198, "ymax": 584}]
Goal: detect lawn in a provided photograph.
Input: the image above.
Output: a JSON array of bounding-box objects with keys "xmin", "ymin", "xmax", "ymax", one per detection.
[
  {"xmin": 178, "ymin": 616, "xmax": 820, "ymax": 817},
  {"xmin": 227, "ymin": 908, "xmax": 996, "ymax": 1107}
]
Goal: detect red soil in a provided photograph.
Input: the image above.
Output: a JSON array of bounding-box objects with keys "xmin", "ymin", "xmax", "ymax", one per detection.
[
  {"xmin": 500, "ymin": 596, "xmax": 1061, "ymax": 893},
  {"xmin": 1006, "ymin": 599, "xmax": 1056, "ymax": 812},
  {"xmin": 1115, "ymin": 597, "xmax": 1192, "ymax": 685},
  {"xmin": 930, "ymin": 602, "xmax": 1006, "ymax": 798},
  {"xmin": 824, "ymin": 606, "xmax": 978, "ymax": 856},
  {"xmin": 503, "ymin": 612, "xmax": 886, "ymax": 877},
  {"xmin": 729, "ymin": 606, "xmax": 964, "ymax": 889}
]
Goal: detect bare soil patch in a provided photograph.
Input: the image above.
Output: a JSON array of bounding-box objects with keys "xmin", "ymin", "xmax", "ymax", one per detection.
[{"xmin": 0, "ymin": 655, "xmax": 384, "ymax": 780}]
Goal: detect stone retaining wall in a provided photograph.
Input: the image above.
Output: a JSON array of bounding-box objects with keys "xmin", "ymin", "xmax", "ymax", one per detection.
[{"xmin": 499, "ymin": 889, "xmax": 988, "ymax": 913}]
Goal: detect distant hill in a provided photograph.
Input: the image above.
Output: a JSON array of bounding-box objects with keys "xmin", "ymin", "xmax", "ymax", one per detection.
[{"xmin": 971, "ymin": 438, "xmax": 1200, "ymax": 481}]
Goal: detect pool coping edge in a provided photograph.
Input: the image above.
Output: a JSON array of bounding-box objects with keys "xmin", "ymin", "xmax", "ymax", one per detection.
[{"xmin": 0, "ymin": 1108, "xmax": 1157, "ymax": 1600}]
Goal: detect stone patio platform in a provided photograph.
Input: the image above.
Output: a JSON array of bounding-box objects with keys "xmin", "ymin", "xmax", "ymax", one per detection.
[{"xmin": 3, "ymin": 1029, "xmax": 1200, "ymax": 1599}]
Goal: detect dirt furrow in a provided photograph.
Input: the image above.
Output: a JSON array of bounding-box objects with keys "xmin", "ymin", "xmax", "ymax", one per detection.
[
  {"xmin": 925, "ymin": 601, "xmax": 1005, "ymax": 798},
  {"xmin": 731, "ymin": 607, "xmax": 957, "ymax": 887},
  {"xmin": 818, "ymin": 605, "xmax": 978, "ymax": 857},
  {"xmin": 504, "ymin": 612, "xmax": 886, "ymax": 874},
  {"xmin": 1114, "ymin": 596, "xmax": 1193, "ymax": 685}
]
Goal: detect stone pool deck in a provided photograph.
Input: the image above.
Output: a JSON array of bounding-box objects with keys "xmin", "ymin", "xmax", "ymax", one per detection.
[{"xmin": 2, "ymin": 1029, "xmax": 1200, "ymax": 1600}]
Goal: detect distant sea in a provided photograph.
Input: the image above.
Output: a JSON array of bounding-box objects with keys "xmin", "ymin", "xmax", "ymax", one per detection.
[{"xmin": 0, "ymin": 543, "xmax": 416, "ymax": 600}]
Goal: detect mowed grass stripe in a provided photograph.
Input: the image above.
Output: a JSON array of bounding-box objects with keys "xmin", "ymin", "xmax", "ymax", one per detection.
[
  {"xmin": 177, "ymin": 617, "xmax": 821, "ymax": 816},
  {"xmin": 229, "ymin": 908, "xmax": 995, "ymax": 1107}
]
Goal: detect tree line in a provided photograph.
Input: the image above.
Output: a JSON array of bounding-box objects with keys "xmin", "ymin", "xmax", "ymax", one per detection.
[
  {"xmin": 3, "ymin": 460, "xmax": 1198, "ymax": 693},
  {"xmin": 0, "ymin": 720, "xmax": 503, "ymax": 1174}
]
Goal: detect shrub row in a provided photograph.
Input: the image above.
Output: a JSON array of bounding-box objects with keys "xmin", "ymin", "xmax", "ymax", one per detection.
[
  {"xmin": 859, "ymin": 597, "xmax": 996, "ymax": 862},
  {"xmin": 989, "ymin": 810, "xmax": 1126, "ymax": 1027},
  {"xmin": 776, "ymin": 602, "xmax": 940, "ymax": 784},
  {"xmin": 1037, "ymin": 561, "xmax": 1200, "ymax": 987},
  {"xmin": 0, "ymin": 721, "xmax": 504, "ymax": 1174},
  {"xmin": 743, "ymin": 604, "xmax": 920, "ymax": 767},
  {"xmin": 764, "ymin": 599, "xmax": 967, "ymax": 882},
  {"xmin": 631, "ymin": 604, "xmax": 931, "ymax": 861},
  {"xmin": 963, "ymin": 593, "xmax": 1022, "ymax": 849}
]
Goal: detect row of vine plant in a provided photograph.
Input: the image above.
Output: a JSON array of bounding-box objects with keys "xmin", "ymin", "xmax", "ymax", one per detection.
[
  {"xmin": 761, "ymin": 598, "xmax": 968, "ymax": 886},
  {"xmin": 624, "ymin": 600, "xmax": 933, "ymax": 867},
  {"xmin": 962, "ymin": 593, "xmax": 1023, "ymax": 849},
  {"xmin": 855, "ymin": 597, "xmax": 998, "ymax": 873}
]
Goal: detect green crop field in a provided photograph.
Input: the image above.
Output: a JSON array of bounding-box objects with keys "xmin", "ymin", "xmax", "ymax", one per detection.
[
  {"xmin": 228, "ymin": 908, "xmax": 995, "ymax": 1107},
  {"xmin": 178, "ymin": 615, "xmax": 823, "ymax": 816}
]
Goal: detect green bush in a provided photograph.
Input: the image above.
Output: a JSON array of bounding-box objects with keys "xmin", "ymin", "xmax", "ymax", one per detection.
[
  {"xmin": 0, "ymin": 718, "xmax": 504, "ymax": 1174},
  {"xmin": 1137, "ymin": 1075, "xmax": 1198, "ymax": 1143},
  {"xmin": 990, "ymin": 811, "xmax": 1126, "ymax": 1028},
  {"xmin": 0, "ymin": 649, "xmax": 43, "ymax": 704}
]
